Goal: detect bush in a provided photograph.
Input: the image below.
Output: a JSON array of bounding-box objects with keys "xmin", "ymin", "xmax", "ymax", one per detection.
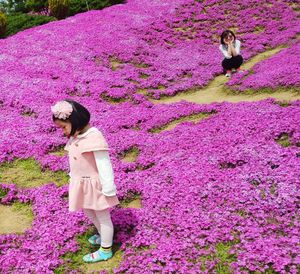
[
  {"xmin": 14, "ymin": 0, "xmax": 29, "ymax": 13},
  {"xmin": 4, "ymin": 12, "xmax": 56, "ymax": 37},
  {"xmin": 0, "ymin": 0, "xmax": 29, "ymax": 13},
  {"xmin": 0, "ymin": 12, "xmax": 7, "ymax": 37},
  {"xmin": 48, "ymin": 0, "xmax": 69, "ymax": 19},
  {"xmin": 25, "ymin": 0, "xmax": 48, "ymax": 12},
  {"xmin": 68, "ymin": 0, "xmax": 124, "ymax": 16}
]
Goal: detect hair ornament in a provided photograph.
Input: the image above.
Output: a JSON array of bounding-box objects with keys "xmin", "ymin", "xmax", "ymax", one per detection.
[{"xmin": 51, "ymin": 101, "xmax": 73, "ymax": 120}]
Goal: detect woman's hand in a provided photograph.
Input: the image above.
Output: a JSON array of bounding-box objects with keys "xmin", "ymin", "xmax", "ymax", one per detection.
[
  {"xmin": 226, "ymin": 39, "xmax": 235, "ymax": 57},
  {"xmin": 228, "ymin": 38, "xmax": 234, "ymax": 46}
]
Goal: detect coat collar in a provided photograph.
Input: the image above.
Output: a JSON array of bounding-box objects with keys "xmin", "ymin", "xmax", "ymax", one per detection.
[{"xmin": 76, "ymin": 127, "xmax": 97, "ymax": 139}]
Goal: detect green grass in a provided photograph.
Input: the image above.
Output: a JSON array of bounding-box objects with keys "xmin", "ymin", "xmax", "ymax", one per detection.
[
  {"xmin": 226, "ymin": 86, "xmax": 300, "ymax": 96},
  {"xmin": 215, "ymin": 243, "xmax": 236, "ymax": 273},
  {"xmin": 100, "ymin": 92, "xmax": 127, "ymax": 104},
  {"xmin": 0, "ymin": 201, "xmax": 34, "ymax": 235},
  {"xmin": 0, "ymin": 187, "xmax": 8, "ymax": 198},
  {"xmin": 54, "ymin": 228, "xmax": 96, "ymax": 273},
  {"xmin": 139, "ymin": 73, "xmax": 150, "ymax": 79},
  {"xmin": 12, "ymin": 201, "xmax": 34, "ymax": 220},
  {"xmin": 199, "ymin": 242, "xmax": 237, "ymax": 272},
  {"xmin": 0, "ymin": 158, "xmax": 69, "ymax": 188},
  {"xmin": 109, "ymin": 56, "xmax": 124, "ymax": 71},
  {"xmin": 49, "ymin": 147, "xmax": 66, "ymax": 157},
  {"xmin": 235, "ymin": 210, "xmax": 247, "ymax": 217},
  {"xmin": 149, "ymin": 112, "xmax": 215, "ymax": 133},
  {"xmin": 275, "ymin": 133, "xmax": 291, "ymax": 147},
  {"xmin": 119, "ymin": 193, "xmax": 142, "ymax": 208},
  {"xmin": 119, "ymin": 146, "xmax": 139, "ymax": 162},
  {"xmin": 55, "ymin": 228, "xmax": 123, "ymax": 273},
  {"xmin": 274, "ymin": 100, "xmax": 290, "ymax": 107}
]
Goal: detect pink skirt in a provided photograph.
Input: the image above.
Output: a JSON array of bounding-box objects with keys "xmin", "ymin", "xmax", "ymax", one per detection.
[{"xmin": 68, "ymin": 177, "xmax": 119, "ymax": 212}]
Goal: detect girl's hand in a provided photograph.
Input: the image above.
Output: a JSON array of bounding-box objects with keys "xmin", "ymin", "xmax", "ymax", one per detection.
[{"xmin": 102, "ymin": 184, "xmax": 117, "ymax": 197}]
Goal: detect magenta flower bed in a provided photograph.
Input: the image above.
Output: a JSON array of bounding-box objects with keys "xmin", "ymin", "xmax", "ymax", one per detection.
[
  {"xmin": 1, "ymin": 100, "xmax": 300, "ymax": 273},
  {"xmin": 0, "ymin": 0, "xmax": 300, "ymax": 273},
  {"xmin": 227, "ymin": 41, "xmax": 300, "ymax": 92},
  {"xmin": 0, "ymin": 0, "xmax": 298, "ymax": 102}
]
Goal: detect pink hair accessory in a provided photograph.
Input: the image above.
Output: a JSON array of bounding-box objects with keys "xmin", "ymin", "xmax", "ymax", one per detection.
[{"xmin": 51, "ymin": 101, "xmax": 73, "ymax": 119}]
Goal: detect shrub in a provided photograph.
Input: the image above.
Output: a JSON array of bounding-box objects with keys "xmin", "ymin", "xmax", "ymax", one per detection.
[
  {"xmin": 0, "ymin": 0, "xmax": 29, "ymax": 13},
  {"xmin": 25, "ymin": 0, "xmax": 48, "ymax": 12},
  {"xmin": 68, "ymin": 0, "xmax": 124, "ymax": 16},
  {"xmin": 4, "ymin": 12, "xmax": 56, "ymax": 37},
  {"xmin": 13, "ymin": 0, "xmax": 29, "ymax": 12},
  {"xmin": 48, "ymin": 0, "xmax": 69, "ymax": 19},
  {"xmin": 0, "ymin": 12, "xmax": 7, "ymax": 37}
]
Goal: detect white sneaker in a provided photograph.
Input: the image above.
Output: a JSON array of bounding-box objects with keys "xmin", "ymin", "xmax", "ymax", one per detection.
[{"xmin": 225, "ymin": 72, "xmax": 232, "ymax": 77}]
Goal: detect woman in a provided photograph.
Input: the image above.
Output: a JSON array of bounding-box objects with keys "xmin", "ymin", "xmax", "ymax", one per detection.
[{"xmin": 219, "ymin": 30, "xmax": 243, "ymax": 77}]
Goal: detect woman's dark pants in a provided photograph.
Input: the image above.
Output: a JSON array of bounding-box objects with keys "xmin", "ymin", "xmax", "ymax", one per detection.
[{"xmin": 222, "ymin": 55, "xmax": 243, "ymax": 73}]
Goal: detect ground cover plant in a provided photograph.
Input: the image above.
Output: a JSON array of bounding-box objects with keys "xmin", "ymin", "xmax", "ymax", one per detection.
[
  {"xmin": 0, "ymin": 0, "xmax": 299, "ymax": 273},
  {"xmin": 227, "ymin": 40, "xmax": 300, "ymax": 92}
]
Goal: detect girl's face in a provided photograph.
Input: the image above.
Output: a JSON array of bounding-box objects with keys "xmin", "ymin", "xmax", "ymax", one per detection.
[
  {"xmin": 224, "ymin": 34, "xmax": 234, "ymax": 43},
  {"xmin": 54, "ymin": 120, "xmax": 72, "ymax": 137}
]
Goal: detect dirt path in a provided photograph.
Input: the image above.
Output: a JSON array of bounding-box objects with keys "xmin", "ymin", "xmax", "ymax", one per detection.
[
  {"xmin": 0, "ymin": 204, "xmax": 33, "ymax": 234},
  {"xmin": 151, "ymin": 46, "xmax": 300, "ymax": 104}
]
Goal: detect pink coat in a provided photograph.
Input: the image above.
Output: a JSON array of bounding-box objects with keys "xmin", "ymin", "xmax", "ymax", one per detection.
[{"xmin": 65, "ymin": 127, "xmax": 119, "ymax": 212}]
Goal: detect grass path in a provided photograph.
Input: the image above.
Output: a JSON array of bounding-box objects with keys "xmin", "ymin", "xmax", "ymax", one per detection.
[
  {"xmin": 0, "ymin": 203, "xmax": 33, "ymax": 234},
  {"xmin": 151, "ymin": 46, "xmax": 300, "ymax": 104}
]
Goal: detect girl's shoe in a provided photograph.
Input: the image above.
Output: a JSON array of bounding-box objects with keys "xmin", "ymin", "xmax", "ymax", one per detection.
[
  {"xmin": 88, "ymin": 234, "xmax": 101, "ymax": 246},
  {"xmin": 225, "ymin": 70, "xmax": 232, "ymax": 77},
  {"xmin": 83, "ymin": 248, "xmax": 113, "ymax": 263}
]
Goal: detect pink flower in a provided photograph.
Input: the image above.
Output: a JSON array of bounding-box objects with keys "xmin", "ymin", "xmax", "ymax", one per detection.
[{"xmin": 51, "ymin": 101, "xmax": 73, "ymax": 120}]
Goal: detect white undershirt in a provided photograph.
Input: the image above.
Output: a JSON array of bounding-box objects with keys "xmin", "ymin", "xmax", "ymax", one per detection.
[
  {"xmin": 93, "ymin": 150, "xmax": 117, "ymax": 196},
  {"xmin": 77, "ymin": 128, "xmax": 117, "ymax": 197}
]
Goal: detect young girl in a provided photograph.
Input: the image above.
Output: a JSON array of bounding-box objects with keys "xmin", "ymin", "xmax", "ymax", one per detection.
[
  {"xmin": 51, "ymin": 100, "xmax": 119, "ymax": 263},
  {"xmin": 219, "ymin": 30, "xmax": 243, "ymax": 77}
]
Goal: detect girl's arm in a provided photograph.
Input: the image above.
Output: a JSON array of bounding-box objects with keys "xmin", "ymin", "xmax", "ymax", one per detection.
[{"xmin": 94, "ymin": 150, "xmax": 117, "ymax": 196}]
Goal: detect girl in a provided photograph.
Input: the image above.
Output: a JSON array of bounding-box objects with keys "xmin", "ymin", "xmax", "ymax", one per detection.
[
  {"xmin": 219, "ymin": 30, "xmax": 243, "ymax": 77},
  {"xmin": 51, "ymin": 100, "xmax": 119, "ymax": 263}
]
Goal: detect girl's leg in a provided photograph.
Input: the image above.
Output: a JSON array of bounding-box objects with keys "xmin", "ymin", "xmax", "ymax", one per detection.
[
  {"xmin": 232, "ymin": 55, "xmax": 243, "ymax": 69},
  {"xmin": 83, "ymin": 208, "xmax": 101, "ymax": 233},
  {"xmin": 95, "ymin": 209, "xmax": 114, "ymax": 248},
  {"xmin": 83, "ymin": 209, "xmax": 114, "ymax": 262},
  {"xmin": 83, "ymin": 208, "xmax": 102, "ymax": 245}
]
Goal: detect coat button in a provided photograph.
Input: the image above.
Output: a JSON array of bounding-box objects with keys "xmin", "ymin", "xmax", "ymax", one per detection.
[{"xmin": 73, "ymin": 157, "xmax": 77, "ymax": 160}]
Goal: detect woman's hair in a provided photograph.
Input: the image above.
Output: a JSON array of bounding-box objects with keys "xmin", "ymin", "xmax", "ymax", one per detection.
[
  {"xmin": 220, "ymin": 30, "xmax": 236, "ymax": 45},
  {"xmin": 52, "ymin": 100, "xmax": 90, "ymax": 136}
]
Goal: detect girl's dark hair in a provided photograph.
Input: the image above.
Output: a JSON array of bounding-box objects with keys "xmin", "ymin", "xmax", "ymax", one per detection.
[
  {"xmin": 220, "ymin": 30, "xmax": 236, "ymax": 45},
  {"xmin": 52, "ymin": 100, "xmax": 90, "ymax": 136}
]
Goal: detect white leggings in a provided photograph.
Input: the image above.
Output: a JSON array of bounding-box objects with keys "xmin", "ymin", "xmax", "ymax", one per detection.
[{"xmin": 83, "ymin": 208, "xmax": 114, "ymax": 247}]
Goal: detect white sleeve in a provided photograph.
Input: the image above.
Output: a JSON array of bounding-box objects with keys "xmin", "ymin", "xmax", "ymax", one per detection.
[
  {"xmin": 93, "ymin": 150, "xmax": 117, "ymax": 196},
  {"xmin": 235, "ymin": 40, "xmax": 241, "ymax": 55},
  {"xmin": 219, "ymin": 44, "xmax": 232, "ymax": 59}
]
